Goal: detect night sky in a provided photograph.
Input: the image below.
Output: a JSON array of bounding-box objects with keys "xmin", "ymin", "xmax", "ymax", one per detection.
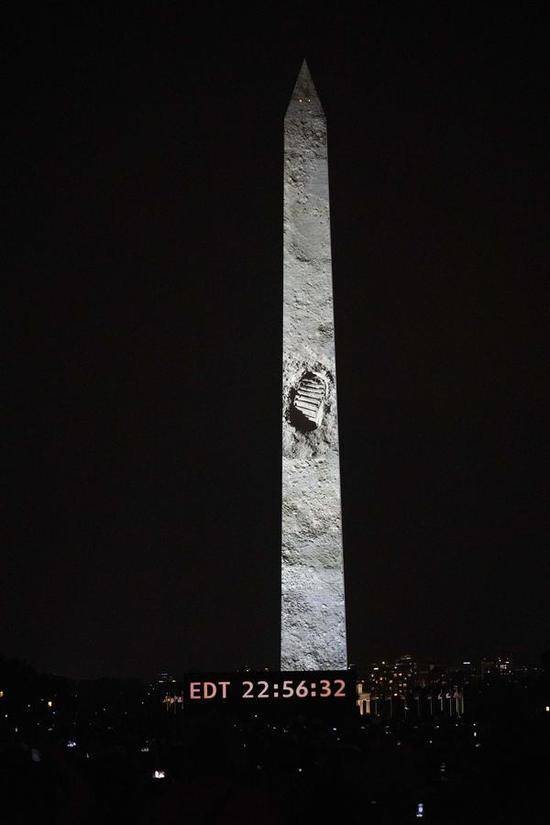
[{"xmin": 4, "ymin": 6, "xmax": 549, "ymax": 678}]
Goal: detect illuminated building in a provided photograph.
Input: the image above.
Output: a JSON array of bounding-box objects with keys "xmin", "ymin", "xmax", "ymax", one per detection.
[
  {"xmin": 355, "ymin": 659, "xmax": 465, "ymax": 718},
  {"xmin": 356, "ymin": 682, "xmax": 372, "ymax": 716},
  {"xmin": 481, "ymin": 655, "xmax": 512, "ymax": 680}
]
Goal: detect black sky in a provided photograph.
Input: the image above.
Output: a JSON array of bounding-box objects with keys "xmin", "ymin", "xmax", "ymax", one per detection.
[{"xmin": 4, "ymin": 5, "xmax": 549, "ymax": 678}]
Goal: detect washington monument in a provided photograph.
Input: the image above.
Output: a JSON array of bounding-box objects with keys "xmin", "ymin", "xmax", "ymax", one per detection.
[{"xmin": 281, "ymin": 61, "xmax": 347, "ymax": 670}]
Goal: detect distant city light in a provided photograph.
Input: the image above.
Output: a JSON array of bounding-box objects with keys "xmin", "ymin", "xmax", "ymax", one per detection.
[
  {"xmin": 47, "ymin": 700, "xmax": 53, "ymax": 708},
  {"xmin": 141, "ymin": 746, "xmax": 150, "ymax": 753},
  {"xmin": 545, "ymin": 706, "xmax": 550, "ymax": 713},
  {"xmin": 153, "ymin": 770, "xmax": 165, "ymax": 780},
  {"xmin": 66, "ymin": 740, "xmax": 77, "ymax": 749},
  {"xmin": 416, "ymin": 802, "xmax": 424, "ymax": 818}
]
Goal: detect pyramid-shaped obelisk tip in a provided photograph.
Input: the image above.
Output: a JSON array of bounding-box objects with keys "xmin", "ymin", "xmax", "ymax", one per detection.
[{"xmin": 286, "ymin": 59, "xmax": 324, "ymax": 116}]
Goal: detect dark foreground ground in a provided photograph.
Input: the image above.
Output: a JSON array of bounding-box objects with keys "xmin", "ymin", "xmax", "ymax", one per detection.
[{"xmin": 1, "ymin": 664, "xmax": 549, "ymax": 824}]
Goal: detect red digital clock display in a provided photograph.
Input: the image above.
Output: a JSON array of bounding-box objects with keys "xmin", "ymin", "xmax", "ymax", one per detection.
[
  {"xmin": 240, "ymin": 678, "xmax": 346, "ymax": 700},
  {"xmin": 181, "ymin": 671, "xmax": 353, "ymax": 706}
]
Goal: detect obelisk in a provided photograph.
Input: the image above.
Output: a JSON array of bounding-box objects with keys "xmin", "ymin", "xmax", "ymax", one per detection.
[{"xmin": 281, "ymin": 61, "xmax": 347, "ymax": 670}]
